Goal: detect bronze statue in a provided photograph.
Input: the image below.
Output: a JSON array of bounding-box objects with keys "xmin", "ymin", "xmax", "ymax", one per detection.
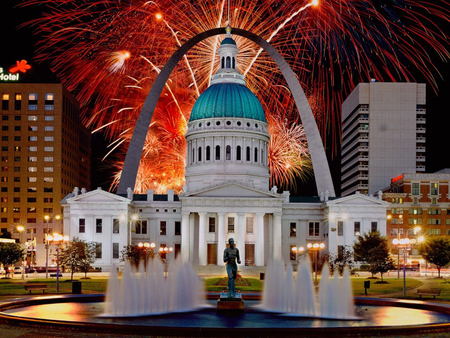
[{"xmin": 223, "ymin": 238, "xmax": 241, "ymax": 298}]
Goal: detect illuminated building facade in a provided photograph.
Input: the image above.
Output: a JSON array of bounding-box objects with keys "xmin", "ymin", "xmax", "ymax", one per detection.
[
  {"xmin": 341, "ymin": 82, "xmax": 426, "ymax": 197},
  {"xmin": 0, "ymin": 81, "xmax": 91, "ymax": 265}
]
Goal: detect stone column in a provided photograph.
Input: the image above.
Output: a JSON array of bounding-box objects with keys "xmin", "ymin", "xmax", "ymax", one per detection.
[
  {"xmin": 255, "ymin": 212, "xmax": 265, "ymax": 266},
  {"xmin": 273, "ymin": 213, "xmax": 282, "ymax": 261},
  {"xmin": 198, "ymin": 212, "xmax": 207, "ymax": 266},
  {"xmin": 237, "ymin": 213, "xmax": 246, "ymax": 266},
  {"xmin": 217, "ymin": 212, "xmax": 227, "ymax": 266},
  {"xmin": 181, "ymin": 212, "xmax": 190, "ymax": 262},
  {"xmin": 189, "ymin": 215, "xmax": 195, "ymax": 264}
]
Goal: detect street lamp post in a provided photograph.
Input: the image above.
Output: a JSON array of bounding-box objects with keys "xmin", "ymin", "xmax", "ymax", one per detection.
[
  {"xmin": 291, "ymin": 246, "xmax": 305, "ymax": 264},
  {"xmin": 393, "ymin": 237, "xmax": 411, "ymax": 298},
  {"xmin": 16, "ymin": 225, "xmax": 25, "ymax": 280},
  {"xmin": 44, "ymin": 215, "xmax": 50, "ymax": 279},
  {"xmin": 307, "ymin": 242, "xmax": 325, "ymax": 285},
  {"xmin": 48, "ymin": 233, "xmax": 69, "ymax": 292}
]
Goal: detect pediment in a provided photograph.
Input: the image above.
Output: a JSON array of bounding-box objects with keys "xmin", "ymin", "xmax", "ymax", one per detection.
[
  {"xmin": 181, "ymin": 181, "xmax": 282, "ymax": 199},
  {"xmin": 325, "ymin": 193, "xmax": 389, "ymax": 207},
  {"xmin": 67, "ymin": 188, "xmax": 130, "ymax": 204}
]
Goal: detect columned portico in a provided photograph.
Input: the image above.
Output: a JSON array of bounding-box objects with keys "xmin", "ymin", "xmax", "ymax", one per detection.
[
  {"xmin": 237, "ymin": 213, "xmax": 246, "ymax": 266},
  {"xmin": 217, "ymin": 212, "xmax": 227, "ymax": 266},
  {"xmin": 255, "ymin": 212, "xmax": 265, "ymax": 266},
  {"xmin": 181, "ymin": 211, "xmax": 190, "ymax": 261},
  {"xmin": 198, "ymin": 211, "xmax": 207, "ymax": 265},
  {"xmin": 273, "ymin": 213, "xmax": 282, "ymax": 260}
]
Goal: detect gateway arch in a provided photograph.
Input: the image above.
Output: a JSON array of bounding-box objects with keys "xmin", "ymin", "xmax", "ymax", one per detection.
[{"xmin": 117, "ymin": 27, "xmax": 335, "ymax": 197}]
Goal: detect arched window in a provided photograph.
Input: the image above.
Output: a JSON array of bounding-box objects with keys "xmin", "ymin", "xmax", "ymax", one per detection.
[
  {"xmin": 221, "ymin": 57, "xmax": 225, "ymax": 69},
  {"xmin": 236, "ymin": 146, "xmax": 241, "ymax": 161},
  {"xmin": 216, "ymin": 145, "xmax": 221, "ymax": 160},
  {"xmin": 232, "ymin": 57, "xmax": 236, "ymax": 69},
  {"xmin": 254, "ymin": 147, "xmax": 258, "ymax": 162},
  {"xmin": 198, "ymin": 147, "xmax": 202, "ymax": 162},
  {"xmin": 192, "ymin": 148, "xmax": 195, "ymax": 164},
  {"xmin": 206, "ymin": 146, "xmax": 211, "ymax": 161},
  {"xmin": 246, "ymin": 146, "xmax": 251, "ymax": 162},
  {"xmin": 226, "ymin": 56, "xmax": 231, "ymax": 68},
  {"xmin": 226, "ymin": 145, "xmax": 231, "ymax": 160},
  {"xmin": 261, "ymin": 149, "xmax": 264, "ymax": 165}
]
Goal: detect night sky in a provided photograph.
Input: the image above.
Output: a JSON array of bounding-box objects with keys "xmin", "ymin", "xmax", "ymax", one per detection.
[{"xmin": 1, "ymin": 1, "xmax": 449, "ymax": 196}]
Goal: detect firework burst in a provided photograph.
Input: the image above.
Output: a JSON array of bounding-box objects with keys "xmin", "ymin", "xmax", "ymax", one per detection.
[{"xmin": 20, "ymin": 0, "xmax": 450, "ymax": 193}]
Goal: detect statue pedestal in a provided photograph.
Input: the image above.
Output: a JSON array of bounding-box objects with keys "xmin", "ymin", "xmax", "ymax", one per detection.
[{"xmin": 217, "ymin": 292, "xmax": 244, "ymax": 311}]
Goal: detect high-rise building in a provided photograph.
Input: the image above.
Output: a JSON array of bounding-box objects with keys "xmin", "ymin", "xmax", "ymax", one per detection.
[
  {"xmin": 341, "ymin": 82, "xmax": 426, "ymax": 197},
  {"xmin": 0, "ymin": 82, "xmax": 91, "ymax": 264}
]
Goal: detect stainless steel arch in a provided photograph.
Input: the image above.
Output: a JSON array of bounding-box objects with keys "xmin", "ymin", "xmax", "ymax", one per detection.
[{"xmin": 117, "ymin": 28, "xmax": 335, "ymax": 197}]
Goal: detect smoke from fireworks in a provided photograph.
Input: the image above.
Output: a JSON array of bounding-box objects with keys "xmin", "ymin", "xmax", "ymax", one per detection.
[{"xmin": 19, "ymin": 0, "xmax": 450, "ymax": 193}]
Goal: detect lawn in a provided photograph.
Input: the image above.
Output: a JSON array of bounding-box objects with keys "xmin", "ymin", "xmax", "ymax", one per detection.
[{"xmin": 3, "ymin": 275, "xmax": 450, "ymax": 301}]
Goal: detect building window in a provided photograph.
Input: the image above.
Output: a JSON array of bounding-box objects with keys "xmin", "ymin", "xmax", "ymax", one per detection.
[
  {"xmin": 44, "ymin": 157, "xmax": 53, "ymax": 162},
  {"xmin": 44, "ymin": 147, "xmax": 53, "ymax": 152},
  {"xmin": 44, "ymin": 167, "xmax": 53, "ymax": 172},
  {"xmin": 113, "ymin": 243, "xmax": 119, "ymax": 259},
  {"xmin": 2, "ymin": 94, "xmax": 9, "ymax": 110},
  {"xmin": 28, "ymin": 177, "xmax": 37, "ymax": 183},
  {"xmin": 160, "ymin": 221, "xmax": 167, "ymax": 235},
  {"xmin": 95, "ymin": 243, "xmax": 102, "ymax": 259},
  {"xmin": 44, "ymin": 115, "xmax": 54, "ymax": 121},
  {"xmin": 254, "ymin": 147, "xmax": 258, "ymax": 162},
  {"xmin": 427, "ymin": 218, "xmax": 441, "ymax": 225},
  {"xmin": 228, "ymin": 217, "xmax": 235, "ymax": 233},
  {"xmin": 27, "ymin": 207, "xmax": 36, "ymax": 213},
  {"xmin": 28, "ymin": 93, "xmax": 38, "ymax": 110},
  {"xmin": 226, "ymin": 145, "xmax": 231, "ymax": 160},
  {"xmin": 43, "ymin": 177, "xmax": 53, "ymax": 183},
  {"xmin": 430, "ymin": 183, "xmax": 438, "ymax": 195},
  {"xmin": 337, "ymin": 221, "xmax": 344, "ymax": 236},
  {"xmin": 290, "ymin": 245, "xmax": 297, "ymax": 261},
  {"xmin": 45, "ymin": 93, "xmax": 54, "ymax": 110},
  {"xmin": 290, "ymin": 222, "xmax": 296, "ymax": 237},
  {"xmin": 412, "ymin": 183, "xmax": 420, "ymax": 195},
  {"xmin": 246, "ymin": 147, "xmax": 251, "ymax": 161},
  {"xmin": 113, "ymin": 219, "xmax": 120, "ymax": 234},
  {"xmin": 428, "ymin": 208, "xmax": 441, "ymax": 215},
  {"xmin": 198, "ymin": 147, "xmax": 202, "ymax": 162},
  {"xmin": 96, "ymin": 219, "xmax": 102, "ymax": 233},
  {"xmin": 409, "ymin": 208, "xmax": 422, "ymax": 215},
  {"xmin": 28, "ymin": 157, "xmax": 38, "ymax": 162},
  {"xmin": 354, "ymin": 222, "xmax": 361, "ymax": 236},
  {"xmin": 206, "ymin": 146, "xmax": 210, "ymax": 161},
  {"xmin": 44, "ymin": 126, "xmax": 54, "ymax": 132},
  {"xmin": 215, "ymin": 145, "xmax": 220, "ymax": 160},
  {"xmin": 27, "ymin": 218, "xmax": 36, "ymax": 224},
  {"xmin": 246, "ymin": 217, "xmax": 254, "ymax": 234},
  {"xmin": 28, "ymin": 136, "xmax": 37, "ymax": 141},
  {"xmin": 142, "ymin": 220, "xmax": 148, "ymax": 234},
  {"xmin": 79, "ymin": 219, "xmax": 85, "ymax": 233},
  {"xmin": 427, "ymin": 229, "xmax": 441, "ymax": 235},
  {"xmin": 236, "ymin": 146, "xmax": 241, "ymax": 161},
  {"xmin": 371, "ymin": 221, "xmax": 378, "ymax": 232},
  {"xmin": 28, "ymin": 115, "xmax": 37, "ymax": 121},
  {"xmin": 175, "ymin": 221, "xmax": 181, "ymax": 235},
  {"xmin": 408, "ymin": 218, "xmax": 423, "ymax": 225},
  {"xmin": 44, "ymin": 136, "xmax": 54, "ymax": 142},
  {"xmin": 308, "ymin": 222, "xmax": 319, "ymax": 236},
  {"xmin": 14, "ymin": 136, "xmax": 21, "ymax": 141},
  {"xmin": 209, "ymin": 217, "xmax": 215, "ymax": 233}
]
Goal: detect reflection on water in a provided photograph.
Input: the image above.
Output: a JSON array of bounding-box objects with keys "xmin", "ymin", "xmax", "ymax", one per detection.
[{"xmin": 4, "ymin": 301, "xmax": 450, "ymax": 328}]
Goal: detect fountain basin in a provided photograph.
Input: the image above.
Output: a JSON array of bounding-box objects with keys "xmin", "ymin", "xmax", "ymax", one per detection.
[{"xmin": 2, "ymin": 295, "xmax": 450, "ymax": 337}]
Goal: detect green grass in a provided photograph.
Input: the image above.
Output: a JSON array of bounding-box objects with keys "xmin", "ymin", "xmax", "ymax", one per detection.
[
  {"xmin": 0, "ymin": 277, "xmax": 109, "ymax": 295},
  {"xmin": 3, "ymin": 275, "xmax": 450, "ymax": 301}
]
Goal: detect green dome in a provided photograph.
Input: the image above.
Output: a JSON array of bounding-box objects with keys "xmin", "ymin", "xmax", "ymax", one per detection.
[
  {"xmin": 221, "ymin": 37, "xmax": 236, "ymax": 45},
  {"xmin": 189, "ymin": 83, "xmax": 266, "ymax": 122}
]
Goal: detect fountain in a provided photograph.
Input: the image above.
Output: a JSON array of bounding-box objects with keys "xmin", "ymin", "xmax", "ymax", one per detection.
[
  {"xmin": 103, "ymin": 258, "xmax": 205, "ymax": 316},
  {"xmin": 261, "ymin": 257, "xmax": 356, "ymax": 319},
  {"xmin": 2, "ymin": 258, "xmax": 450, "ymax": 336}
]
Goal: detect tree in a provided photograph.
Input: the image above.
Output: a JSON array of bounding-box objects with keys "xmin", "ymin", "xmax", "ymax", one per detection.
[
  {"xmin": 121, "ymin": 244, "xmax": 158, "ymax": 268},
  {"xmin": 58, "ymin": 237, "xmax": 97, "ymax": 280},
  {"xmin": 328, "ymin": 246, "xmax": 355, "ymax": 276},
  {"xmin": 0, "ymin": 243, "xmax": 24, "ymax": 278},
  {"xmin": 419, "ymin": 237, "xmax": 450, "ymax": 278},
  {"xmin": 353, "ymin": 231, "xmax": 394, "ymax": 280}
]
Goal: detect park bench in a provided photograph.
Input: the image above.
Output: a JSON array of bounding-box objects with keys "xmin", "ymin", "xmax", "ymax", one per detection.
[
  {"xmin": 416, "ymin": 288, "xmax": 441, "ymax": 299},
  {"xmin": 50, "ymin": 273, "xmax": 62, "ymax": 277},
  {"xmin": 24, "ymin": 283, "xmax": 49, "ymax": 294}
]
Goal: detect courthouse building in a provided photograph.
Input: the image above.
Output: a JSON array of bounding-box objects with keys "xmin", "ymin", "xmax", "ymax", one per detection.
[{"xmin": 61, "ymin": 30, "xmax": 388, "ymax": 271}]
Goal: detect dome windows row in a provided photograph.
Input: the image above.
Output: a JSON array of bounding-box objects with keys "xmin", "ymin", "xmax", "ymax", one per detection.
[
  {"xmin": 221, "ymin": 56, "xmax": 236, "ymax": 69},
  {"xmin": 188, "ymin": 143, "xmax": 267, "ymax": 166},
  {"xmin": 192, "ymin": 119, "xmax": 265, "ymax": 132}
]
